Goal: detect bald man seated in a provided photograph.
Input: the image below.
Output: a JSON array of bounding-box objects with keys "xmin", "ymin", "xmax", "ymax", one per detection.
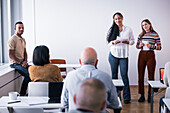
[
  {"xmin": 68, "ymin": 78, "xmax": 106, "ymax": 113},
  {"xmin": 61, "ymin": 47, "xmax": 119, "ymax": 113}
]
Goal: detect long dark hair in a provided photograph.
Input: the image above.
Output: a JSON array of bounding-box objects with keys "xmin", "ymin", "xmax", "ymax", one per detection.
[
  {"xmin": 140, "ymin": 19, "xmax": 157, "ymax": 39},
  {"xmin": 106, "ymin": 12, "xmax": 123, "ymax": 43},
  {"xmin": 33, "ymin": 45, "xmax": 50, "ymax": 66}
]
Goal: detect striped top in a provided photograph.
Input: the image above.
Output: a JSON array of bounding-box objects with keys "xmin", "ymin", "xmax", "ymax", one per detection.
[{"xmin": 136, "ymin": 32, "xmax": 162, "ymax": 50}]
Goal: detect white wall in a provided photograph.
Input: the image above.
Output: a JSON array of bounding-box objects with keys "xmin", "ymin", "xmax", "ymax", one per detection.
[{"xmin": 22, "ymin": 0, "xmax": 170, "ymax": 85}]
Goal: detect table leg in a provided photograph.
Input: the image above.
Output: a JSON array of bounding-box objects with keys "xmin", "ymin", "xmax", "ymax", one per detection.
[
  {"xmin": 164, "ymin": 105, "xmax": 167, "ymax": 113},
  {"xmin": 117, "ymin": 90, "xmax": 121, "ymax": 100},
  {"xmin": 151, "ymin": 88, "xmax": 154, "ymax": 113}
]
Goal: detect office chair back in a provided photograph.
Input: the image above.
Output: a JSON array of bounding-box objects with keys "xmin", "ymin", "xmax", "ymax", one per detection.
[
  {"xmin": 28, "ymin": 82, "xmax": 48, "ymax": 97},
  {"xmin": 28, "ymin": 82, "xmax": 64, "ymax": 103},
  {"xmin": 48, "ymin": 82, "xmax": 64, "ymax": 103}
]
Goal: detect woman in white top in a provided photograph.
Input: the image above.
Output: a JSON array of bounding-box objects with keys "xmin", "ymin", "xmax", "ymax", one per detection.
[{"xmin": 107, "ymin": 12, "xmax": 134, "ymax": 104}]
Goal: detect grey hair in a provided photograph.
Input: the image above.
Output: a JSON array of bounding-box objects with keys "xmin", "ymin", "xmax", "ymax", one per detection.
[
  {"xmin": 81, "ymin": 57, "xmax": 97, "ymax": 64},
  {"xmin": 76, "ymin": 78, "xmax": 106, "ymax": 110}
]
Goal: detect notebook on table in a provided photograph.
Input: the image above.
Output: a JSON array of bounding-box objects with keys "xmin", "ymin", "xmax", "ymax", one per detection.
[{"xmin": 160, "ymin": 68, "xmax": 165, "ymax": 84}]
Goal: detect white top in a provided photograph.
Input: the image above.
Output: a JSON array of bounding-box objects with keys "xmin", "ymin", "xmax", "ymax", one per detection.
[
  {"xmin": 163, "ymin": 62, "xmax": 170, "ymax": 87},
  {"xmin": 109, "ymin": 25, "xmax": 134, "ymax": 58}
]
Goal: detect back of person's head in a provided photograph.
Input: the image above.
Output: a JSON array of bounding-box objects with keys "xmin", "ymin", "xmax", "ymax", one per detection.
[
  {"xmin": 80, "ymin": 47, "xmax": 98, "ymax": 66},
  {"xmin": 33, "ymin": 45, "xmax": 50, "ymax": 66},
  {"xmin": 74, "ymin": 78, "xmax": 106, "ymax": 112}
]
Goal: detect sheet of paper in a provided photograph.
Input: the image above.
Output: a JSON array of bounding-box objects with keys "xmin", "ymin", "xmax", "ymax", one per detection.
[
  {"xmin": 23, "ymin": 97, "xmax": 49, "ymax": 105},
  {"xmin": 0, "ymin": 97, "xmax": 49, "ymax": 107},
  {"xmin": 0, "ymin": 97, "xmax": 28, "ymax": 107},
  {"xmin": 117, "ymin": 36, "xmax": 128, "ymax": 42},
  {"xmin": 142, "ymin": 40, "xmax": 150, "ymax": 50}
]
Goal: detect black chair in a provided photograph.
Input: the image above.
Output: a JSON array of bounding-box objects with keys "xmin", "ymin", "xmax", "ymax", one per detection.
[{"xmin": 48, "ymin": 82, "xmax": 64, "ymax": 103}]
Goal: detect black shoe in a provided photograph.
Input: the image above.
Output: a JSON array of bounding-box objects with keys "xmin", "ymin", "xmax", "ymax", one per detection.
[
  {"xmin": 148, "ymin": 94, "xmax": 151, "ymax": 102},
  {"xmin": 124, "ymin": 100, "xmax": 130, "ymax": 104},
  {"xmin": 138, "ymin": 94, "xmax": 145, "ymax": 102}
]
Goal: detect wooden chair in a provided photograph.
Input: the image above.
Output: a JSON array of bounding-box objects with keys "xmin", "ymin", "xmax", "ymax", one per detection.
[{"xmin": 50, "ymin": 59, "xmax": 67, "ymax": 78}]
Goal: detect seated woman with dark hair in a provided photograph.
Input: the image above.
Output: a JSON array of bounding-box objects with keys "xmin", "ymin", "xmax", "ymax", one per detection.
[{"xmin": 29, "ymin": 45, "xmax": 63, "ymax": 82}]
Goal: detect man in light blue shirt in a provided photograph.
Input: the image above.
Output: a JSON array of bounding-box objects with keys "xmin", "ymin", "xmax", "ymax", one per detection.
[{"xmin": 61, "ymin": 47, "xmax": 119, "ymax": 112}]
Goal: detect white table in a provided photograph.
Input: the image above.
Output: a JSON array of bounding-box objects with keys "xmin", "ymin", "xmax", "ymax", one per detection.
[
  {"xmin": 112, "ymin": 79, "xmax": 124, "ymax": 99},
  {"xmin": 55, "ymin": 64, "xmax": 80, "ymax": 68},
  {"xmin": 112, "ymin": 79, "xmax": 124, "ymax": 88},
  {"xmin": 0, "ymin": 96, "xmax": 63, "ymax": 108},
  {"xmin": 163, "ymin": 98, "xmax": 170, "ymax": 112},
  {"xmin": 56, "ymin": 64, "xmax": 81, "ymax": 77},
  {"xmin": 148, "ymin": 81, "xmax": 167, "ymax": 113},
  {"xmin": 29, "ymin": 62, "xmax": 81, "ymax": 69}
]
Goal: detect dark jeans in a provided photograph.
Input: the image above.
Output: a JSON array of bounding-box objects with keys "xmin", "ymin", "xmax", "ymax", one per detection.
[
  {"xmin": 10, "ymin": 63, "xmax": 31, "ymax": 96},
  {"xmin": 109, "ymin": 53, "xmax": 131, "ymax": 102}
]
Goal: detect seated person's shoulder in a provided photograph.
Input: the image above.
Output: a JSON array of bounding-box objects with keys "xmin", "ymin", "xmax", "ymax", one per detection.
[
  {"xmin": 28, "ymin": 65, "xmax": 38, "ymax": 71},
  {"xmin": 48, "ymin": 64, "xmax": 60, "ymax": 70},
  {"xmin": 97, "ymin": 70, "xmax": 111, "ymax": 78},
  {"xmin": 29, "ymin": 65, "xmax": 48, "ymax": 71},
  {"xmin": 68, "ymin": 109, "xmax": 93, "ymax": 113},
  {"xmin": 48, "ymin": 63, "xmax": 58, "ymax": 67}
]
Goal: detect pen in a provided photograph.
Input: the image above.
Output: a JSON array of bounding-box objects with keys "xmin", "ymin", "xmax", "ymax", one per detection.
[{"xmin": 8, "ymin": 100, "xmax": 21, "ymax": 104}]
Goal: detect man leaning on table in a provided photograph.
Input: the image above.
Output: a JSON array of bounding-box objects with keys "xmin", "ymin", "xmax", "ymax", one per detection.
[
  {"xmin": 69, "ymin": 78, "xmax": 106, "ymax": 113},
  {"xmin": 61, "ymin": 47, "xmax": 120, "ymax": 113},
  {"xmin": 8, "ymin": 21, "xmax": 31, "ymax": 96}
]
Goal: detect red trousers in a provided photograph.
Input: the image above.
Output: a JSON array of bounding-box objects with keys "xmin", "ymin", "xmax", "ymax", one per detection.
[{"xmin": 138, "ymin": 50, "xmax": 156, "ymax": 94}]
